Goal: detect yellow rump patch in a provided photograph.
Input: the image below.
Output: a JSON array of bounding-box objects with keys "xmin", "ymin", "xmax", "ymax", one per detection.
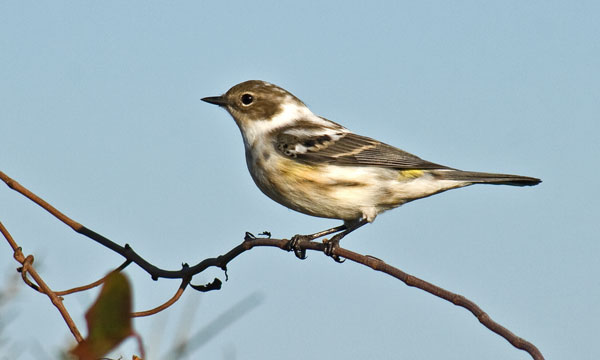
[{"xmin": 398, "ymin": 169, "xmax": 424, "ymax": 179}]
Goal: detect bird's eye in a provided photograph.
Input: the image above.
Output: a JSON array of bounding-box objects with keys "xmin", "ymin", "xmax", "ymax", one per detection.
[{"xmin": 241, "ymin": 94, "xmax": 254, "ymax": 106}]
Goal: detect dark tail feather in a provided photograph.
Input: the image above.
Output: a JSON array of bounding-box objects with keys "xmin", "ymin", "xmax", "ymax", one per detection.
[{"xmin": 436, "ymin": 170, "xmax": 542, "ymax": 186}]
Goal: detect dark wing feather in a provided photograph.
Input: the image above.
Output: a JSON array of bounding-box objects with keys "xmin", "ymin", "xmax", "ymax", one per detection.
[{"xmin": 276, "ymin": 131, "xmax": 451, "ymax": 170}]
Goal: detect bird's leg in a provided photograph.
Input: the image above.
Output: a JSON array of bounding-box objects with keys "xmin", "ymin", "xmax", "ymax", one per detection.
[
  {"xmin": 287, "ymin": 224, "xmax": 348, "ymax": 259},
  {"xmin": 324, "ymin": 218, "xmax": 369, "ymax": 262}
]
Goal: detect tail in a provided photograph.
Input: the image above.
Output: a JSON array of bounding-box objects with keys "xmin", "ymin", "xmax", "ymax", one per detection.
[{"xmin": 435, "ymin": 170, "xmax": 542, "ymax": 186}]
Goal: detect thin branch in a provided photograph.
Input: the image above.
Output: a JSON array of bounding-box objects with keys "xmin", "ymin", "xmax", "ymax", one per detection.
[
  {"xmin": 0, "ymin": 221, "xmax": 84, "ymax": 343},
  {"xmin": 0, "ymin": 172, "xmax": 81, "ymax": 231},
  {"xmin": 0, "ymin": 171, "xmax": 186, "ymax": 279},
  {"xmin": 55, "ymin": 260, "xmax": 132, "ymax": 296},
  {"xmin": 132, "ymin": 279, "xmax": 188, "ymax": 317},
  {"xmin": 333, "ymin": 246, "xmax": 545, "ymax": 360},
  {"xmin": 1, "ymin": 170, "xmax": 545, "ymax": 359},
  {"xmin": 227, "ymin": 237, "xmax": 545, "ymax": 360}
]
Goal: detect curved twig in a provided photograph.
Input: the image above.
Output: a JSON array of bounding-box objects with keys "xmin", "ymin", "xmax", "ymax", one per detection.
[
  {"xmin": 333, "ymin": 246, "xmax": 544, "ymax": 359},
  {"xmin": 18, "ymin": 255, "xmax": 41, "ymax": 292},
  {"xmin": 55, "ymin": 260, "xmax": 132, "ymax": 296},
  {"xmin": 0, "ymin": 221, "xmax": 84, "ymax": 343},
  {"xmin": 132, "ymin": 279, "xmax": 189, "ymax": 317}
]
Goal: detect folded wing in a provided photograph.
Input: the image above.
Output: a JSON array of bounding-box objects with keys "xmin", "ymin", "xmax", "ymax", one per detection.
[{"xmin": 275, "ymin": 129, "xmax": 451, "ymax": 170}]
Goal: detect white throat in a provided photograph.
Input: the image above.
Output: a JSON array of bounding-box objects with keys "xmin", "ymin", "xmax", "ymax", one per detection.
[{"xmin": 237, "ymin": 100, "xmax": 316, "ymax": 148}]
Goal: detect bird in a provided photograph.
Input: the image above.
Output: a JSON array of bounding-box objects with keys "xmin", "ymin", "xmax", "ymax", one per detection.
[{"xmin": 202, "ymin": 80, "xmax": 540, "ymax": 258}]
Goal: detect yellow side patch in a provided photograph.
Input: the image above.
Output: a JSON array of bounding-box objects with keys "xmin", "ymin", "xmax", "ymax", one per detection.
[
  {"xmin": 398, "ymin": 169, "xmax": 424, "ymax": 179},
  {"xmin": 277, "ymin": 158, "xmax": 324, "ymax": 182}
]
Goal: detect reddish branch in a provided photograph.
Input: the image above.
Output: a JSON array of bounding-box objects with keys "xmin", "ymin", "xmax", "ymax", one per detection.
[
  {"xmin": 132, "ymin": 279, "xmax": 189, "ymax": 317},
  {"xmin": 55, "ymin": 260, "xmax": 131, "ymax": 296},
  {"xmin": 0, "ymin": 221, "xmax": 84, "ymax": 343},
  {"xmin": 1, "ymin": 171, "xmax": 544, "ymax": 359}
]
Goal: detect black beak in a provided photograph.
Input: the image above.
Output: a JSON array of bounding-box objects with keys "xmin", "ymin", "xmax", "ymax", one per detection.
[{"xmin": 201, "ymin": 96, "xmax": 228, "ymax": 106}]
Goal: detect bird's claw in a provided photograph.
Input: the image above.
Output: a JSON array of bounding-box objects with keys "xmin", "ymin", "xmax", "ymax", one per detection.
[
  {"xmin": 287, "ymin": 234, "xmax": 310, "ymax": 260},
  {"xmin": 323, "ymin": 236, "xmax": 345, "ymax": 263}
]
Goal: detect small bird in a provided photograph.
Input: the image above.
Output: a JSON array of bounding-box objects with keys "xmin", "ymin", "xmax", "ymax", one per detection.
[{"xmin": 202, "ymin": 80, "xmax": 540, "ymax": 256}]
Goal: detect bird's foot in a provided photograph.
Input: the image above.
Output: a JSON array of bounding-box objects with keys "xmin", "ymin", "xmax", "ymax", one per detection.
[
  {"xmin": 286, "ymin": 234, "xmax": 312, "ymax": 260},
  {"xmin": 323, "ymin": 234, "xmax": 345, "ymax": 263}
]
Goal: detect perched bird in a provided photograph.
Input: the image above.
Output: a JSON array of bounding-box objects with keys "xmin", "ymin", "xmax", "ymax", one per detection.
[{"xmin": 202, "ymin": 80, "xmax": 540, "ymax": 256}]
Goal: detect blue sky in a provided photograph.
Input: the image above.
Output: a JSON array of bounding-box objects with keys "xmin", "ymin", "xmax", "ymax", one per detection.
[{"xmin": 1, "ymin": 1, "xmax": 599, "ymax": 359}]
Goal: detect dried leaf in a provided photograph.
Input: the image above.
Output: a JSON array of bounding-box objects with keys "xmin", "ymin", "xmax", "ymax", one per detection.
[{"xmin": 71, "ymin": 272, "xmax": 133, "ymax": 359}]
